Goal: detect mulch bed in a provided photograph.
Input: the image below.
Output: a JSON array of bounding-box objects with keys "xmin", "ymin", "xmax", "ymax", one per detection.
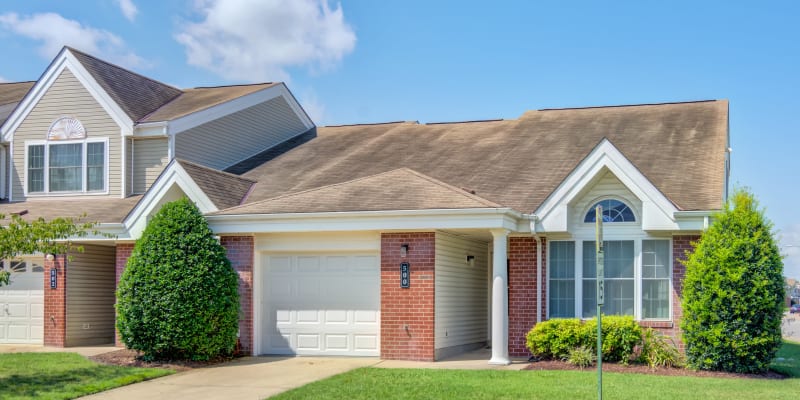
[
  {"xmin": 524, "ymin": 359, "xmax": 786, "ymax": 379},
  {"xmin": 89, "ymin": 349, "xmax": 234, "ymax": 372}
]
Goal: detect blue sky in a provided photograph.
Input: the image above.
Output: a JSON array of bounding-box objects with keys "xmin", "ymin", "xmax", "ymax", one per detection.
[{"xmin": 1, "ymin": 1, "xmax": 799, "ymax": 277}]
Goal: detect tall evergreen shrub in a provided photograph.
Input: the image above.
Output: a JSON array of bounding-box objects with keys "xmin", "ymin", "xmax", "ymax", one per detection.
[
  {"xmin": 116, "ymin": 198, "xmax": 240, "ymax": 360},
  {"xmin": 681, "ymin": 189, "xmax": 784, "ymax": 373}
]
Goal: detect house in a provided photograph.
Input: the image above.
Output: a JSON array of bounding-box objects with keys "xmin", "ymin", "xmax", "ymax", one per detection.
[{"xmin": 0, "ymin": 47, "xmax": 729, "ymax": 364}]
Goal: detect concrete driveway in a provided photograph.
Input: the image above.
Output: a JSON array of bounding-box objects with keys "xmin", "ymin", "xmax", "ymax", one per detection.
[{"xmin": 80, "ymin": 356, "xmax": 380, "ymax": 400}]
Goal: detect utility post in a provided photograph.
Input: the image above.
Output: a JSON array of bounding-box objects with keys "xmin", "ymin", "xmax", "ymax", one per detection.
[{"xmin": 595, "ymin": 205, "xmax": 604, "ymax": 400}]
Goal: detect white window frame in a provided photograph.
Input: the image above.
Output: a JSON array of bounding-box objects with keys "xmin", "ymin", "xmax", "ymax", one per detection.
[{"xmin": 24, "ymin": 137, "xmax": 109, "ymax": 196}]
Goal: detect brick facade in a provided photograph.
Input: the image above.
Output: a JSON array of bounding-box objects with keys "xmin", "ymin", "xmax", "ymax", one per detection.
[
  {"xmin": 508, "ymin": 236, "xmax": 546, "ymax": 357},
  {"xmin": 114, "ymin": 243, "xmax": 134, "ymax": 346},
  {"xmin": 380, "ymin": 233, "xmax": 436, "ymax": 361},
  {"xmin": 43, "ymin": 254, "xmax": 67, "ymax": 347},
  {"xmin": 221, "ymin": 236, "xmax": 255, "ymax": 355}
]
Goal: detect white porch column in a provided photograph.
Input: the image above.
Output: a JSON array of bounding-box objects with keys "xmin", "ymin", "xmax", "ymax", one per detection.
[{"xmin": 489, "ymin": 228, "xmax": 510, "ymax": 365}]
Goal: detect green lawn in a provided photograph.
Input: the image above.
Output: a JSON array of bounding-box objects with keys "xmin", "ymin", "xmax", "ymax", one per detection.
[
  {"xmin": 0, "ymin": 352, "xmax": 172, "ymax": 400},
  {"xmin": 271, "ymin": 341, "xmax": 800, "ymax": 400}
]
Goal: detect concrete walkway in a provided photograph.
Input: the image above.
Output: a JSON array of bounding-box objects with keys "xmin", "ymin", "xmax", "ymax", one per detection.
[{"xmin": 0, "ymin": 343, "xmax": 120, "ymax": 357}]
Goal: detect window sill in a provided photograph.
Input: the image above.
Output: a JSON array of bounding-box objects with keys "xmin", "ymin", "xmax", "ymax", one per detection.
[{"xmin": 638, "ymin": 320, "xmax": 673, "ymax": 328}]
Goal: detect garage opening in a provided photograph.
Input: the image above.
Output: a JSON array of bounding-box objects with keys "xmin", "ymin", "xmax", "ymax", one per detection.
[
  {"xmin": 261, "ymin": 253, "xmax": 380, "ymax": 356},
  {"xmin": 0, "ymin": 257, "xmax": 44, "ymax": 344}
]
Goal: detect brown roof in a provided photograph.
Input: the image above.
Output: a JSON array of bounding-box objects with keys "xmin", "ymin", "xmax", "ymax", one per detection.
[
  {"xmin": 0, "ymin": 196, "xmax": 143, "ymax": 224},
  {"xmin": 177, "ymin": 159, "xmax": 256, "ymax": 210},
  {"xmin": 68, "ymin": 47, "xmax": 183, "ymax": 121},
  {"xmin": 140, "ymin": 83, "xmax": 279, "ymax": 122},
  {"xmin": 215, "ymin": 168, "xmax": 501, "ymax": 215},
  {"xmin": 0, "ymin": 81, "xmax": 35, "ymax": 127},
  {"xmin": 238, "ymin": 100, "xmax": 728, "ymax": 214}
]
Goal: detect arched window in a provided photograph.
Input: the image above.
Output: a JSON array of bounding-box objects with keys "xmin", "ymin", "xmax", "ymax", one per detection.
[{"xmin": 584, "ymin": 199, "xmax": 635, "ymax": 223}]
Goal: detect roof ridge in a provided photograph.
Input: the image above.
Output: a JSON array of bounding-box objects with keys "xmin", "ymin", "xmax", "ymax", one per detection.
[
  {"xmin": 0, "ymin": 81, "xmax": 36, "ymax": 85},
  {"xmin": 535, "ymin": 99, "xmax": 720, "ymax": 112},
  {"xmin": 322, "ymin": 121, "xmax": 418, "ymax": 128},
  {"xmin": 176, "ymin": 158, "xmax": 258, "ymax": 184},
  {"xmin": 396, "ymin": 168, "xmax": 502, "ymax": 207},
  {"xmin": 65, "ymin": 46, "xmax": 182, "ymax": 93},
  {"xmin": 191, "ymin": 83, "xmax": 275, "ymax": 90},
  {"xmin": 425, "ymin": 118, "xmax": 504, "ymax": 125}
]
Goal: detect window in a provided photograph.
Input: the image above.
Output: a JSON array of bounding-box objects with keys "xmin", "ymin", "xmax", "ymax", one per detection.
[
  {"xmin": 548, "ymin": 239, "xmax": 671, "ymax": 320},
  {"xmin": 26, "ymin": 139, "xmax": 106, "ymax": 194},
  {"xmin": 584, "ymin": 199, "xmax": 635, "ymax": 223}
]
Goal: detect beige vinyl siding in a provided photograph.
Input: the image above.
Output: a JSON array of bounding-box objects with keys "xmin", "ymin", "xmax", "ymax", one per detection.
[
  {"xmin": 10, "ymin": 69, "xmax": 122, "ymax": 199},
  {"xmin": 569, "ymin": 170, "xmax": 642, "ymax": 236},
  {"xmin": 66, "ymin": 244, "xmax": 116, "ymax": 346},
  {"xmin": 175, "ymin": 96, "xmax": 308, "ymax": 170},
  {"xmin": 131, "ymin": 137, "xmax": 168, "ymax": 194},
  {"xmin": 434, "ymin": 232, "xmax": 489, "ymax": 355}
]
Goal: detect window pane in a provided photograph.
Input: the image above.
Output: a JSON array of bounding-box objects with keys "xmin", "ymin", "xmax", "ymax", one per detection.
[
  {"xmin": 642, "ymin": 280, "xmax": 669, "ymax": 319},
  {"xmin": 87, "ymin": 142, "xmax": 104, "ymax": 191},
  {"xmin": 604, "ymin": 280, "xmax": 635, "ymax": 315},
  {"xmin": 605, "ymin": 241, "xmax": 634, "ymax": 278},
  {"xmin": 583, "ymin": 240, "xmax": 634, "ymax": 317},
  {"xmin": 49, "ymin": 143, "xmax": 82, "ymax": 191},
  {"xmin": 549, "ymin": 241, "xmax": 575, "ymax": 318},
  {"xmin": 582, "ymin": 281, "xmax": 597, "ymax": 318},
  {"xmin": 27, "ymin": 145, "xmax": 44, "ymax": 192},
  {"xmin": 642, "ymin": 240, "xmax": 670, "ymax": 279}
]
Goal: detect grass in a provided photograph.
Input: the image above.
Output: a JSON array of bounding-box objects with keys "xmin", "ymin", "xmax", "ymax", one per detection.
[
  {"xmin": 0, "ymin": 352, "xmax": 172, "ymax": 400},
  {"xmin": 270, "ymin": 341, "xmax": 800, "ymax": 400}
]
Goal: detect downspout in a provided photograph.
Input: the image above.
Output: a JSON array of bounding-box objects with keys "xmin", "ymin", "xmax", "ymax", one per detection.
[{"xmin": 530, "ymin": 216, "xmax": 543, "ymax": 324}]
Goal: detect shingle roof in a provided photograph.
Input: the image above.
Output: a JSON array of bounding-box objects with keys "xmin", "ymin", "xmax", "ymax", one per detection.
[
  {"xmin": 0, "ymin": 81, "xmax": 35, "ymax": 127},
  {"xmin": 215, "ymin": 168, "xmax": 501, "ymax": 215},
  {"xmin": 68, "ymin": 47, "xmax": 183, "ymax": 121},
  {"xmin": 140, "ymin": 83, "xmax": 279, "ymax": 122},
  {"xmin": 177, "ymin": 159, "xmax": 256, "ymax": 210},
  {"xmin": 238, "ymin": 100, "xmax": 728, "ymax": 214},
  {"xmin": 0, "ymin": 196, "xmax": 142, "ymax": 223}
]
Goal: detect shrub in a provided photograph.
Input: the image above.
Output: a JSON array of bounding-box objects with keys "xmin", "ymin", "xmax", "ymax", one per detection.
[
  {"xmin": 526, "ymin": 319, "xmax": 590, "ymax": 360},
  {"xmin": 585, "ymin": 315, "xmax": 642, "ymax": 364},
  {"xmin": 566, "ymin": 346, "xmax": 596, "ymax": 369},
  {"xmin": 638, "ymin": 328, "xmax": 684, "ymax": 369},
  {"xmin": 116, "ymin": 198, "xmax": 240, "ymax": 361},
  {"xmin": 681, "ymin": 189, "xmax": 784, "ymax": 373}
]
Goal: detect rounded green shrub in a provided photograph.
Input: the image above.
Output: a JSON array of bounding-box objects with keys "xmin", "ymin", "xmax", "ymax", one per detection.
[
  {"xmin": 526, "ymin": 318, "xmax": 589, "ymax": 359},
  {"xmin": 681, "ymin": 189, "xmax": 784, "ymax": 373},
  {"xmin": 584, "ymin": 315, "xmax": 642, "ymax": 364},
  {"xmin": 116, "ymin": 198, "xmax": 240, "ymax": 361}
]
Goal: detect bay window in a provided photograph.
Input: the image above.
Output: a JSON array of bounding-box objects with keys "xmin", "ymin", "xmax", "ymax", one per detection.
[{"xmin": 26, "ymin": 139, "xmax": 107, "ymax": 194}]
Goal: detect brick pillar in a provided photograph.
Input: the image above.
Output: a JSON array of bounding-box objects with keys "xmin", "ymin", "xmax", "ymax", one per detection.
[
  {"xmin": 663, "ymin": 235, "xmax": 699, "ymax": 349},
  {"xmin": 43, "ymin": 254, "xmax": 67, "ymax": 347},
  {"xmin": 221, "ymin": 236, "xmax": 254, "ymax": 355},
  {"xmin": 380, "ymin": 233, "xmax": 436, "ymax": 361},
  {"xmin": 508, "ymin": 236, "xmax": 546, "ymax": 357},
  {"xmin": 114, "ymin": 243, "xmax": 134, "ymax": 347}
]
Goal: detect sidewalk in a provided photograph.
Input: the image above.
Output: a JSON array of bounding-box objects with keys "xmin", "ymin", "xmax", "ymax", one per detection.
[{"xmin": 0, "ymin": 343, "xmax": 121, "ymax": 357}]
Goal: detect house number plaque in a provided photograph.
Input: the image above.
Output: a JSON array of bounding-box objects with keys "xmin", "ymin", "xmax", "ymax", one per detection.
[
  {"xmin": 400, "ymin": 262, "xmax": 410, "ymax": 288},
  {"xmin": 50, "ymin": 268, "xmax": 57, "ymax": 289}
]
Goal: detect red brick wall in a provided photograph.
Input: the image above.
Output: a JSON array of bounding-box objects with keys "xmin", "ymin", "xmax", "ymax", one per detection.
[
  {"xmin": 43, "ymin": 254, "xmax": 67, "ymax": 347},
  {"xmin": 508, "ymin": 236, "xmax": 546, "ymax": 357},
  {"xmin": 221, "ymin": 236, "xmax": 254, "ymax": 355},
  {"xmin": 114, "ymin": 243, "xmax": 134, "ymax": 347},
  {"xmin": 380, "ymin": 233, "xmax": 435, "ymax": 361}
]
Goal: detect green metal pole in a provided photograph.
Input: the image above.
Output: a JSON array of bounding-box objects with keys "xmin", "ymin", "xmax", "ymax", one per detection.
[{"xmin": 595, "ymin": 206, "xmax": 604, "ymax": 400}]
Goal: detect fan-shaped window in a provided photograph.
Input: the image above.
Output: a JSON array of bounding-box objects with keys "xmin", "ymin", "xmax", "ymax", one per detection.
[{"xmin": 584, "ymin": 199, "xmax": 635, "ymax": 223}]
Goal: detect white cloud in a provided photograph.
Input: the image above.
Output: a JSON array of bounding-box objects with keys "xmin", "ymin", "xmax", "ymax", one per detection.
[
  {"xmin": 175, "ymin": 0, "xmax": 356, "ymax": 82},
  {"xmin": 115, "ymin": 0, "xmax": 139, "ymax": 22},
  {"xmin": 780, "ymin": 223, "xmax": 800, "ymax": 279},
  {"xmin": 0, "ymin": 12, "xmax": 145, "ymax": 68},
  {"xmin": 297, "ymin": 89, "xmax": 325, "ymax": 124}
]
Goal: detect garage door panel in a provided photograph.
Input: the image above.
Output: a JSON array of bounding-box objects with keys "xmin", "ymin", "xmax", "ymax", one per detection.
[
  {"xmin": 263, "ymin": 254, "xmax": 379, "ymax": 356},
  {"xmin": 0, "ymin": 284, "xmax": 43, "ymax": 344}
]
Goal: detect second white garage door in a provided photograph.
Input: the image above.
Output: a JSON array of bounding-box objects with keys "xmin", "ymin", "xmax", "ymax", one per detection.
[
  {"xmin": 262, "ymin": 254, "xmax": 380, "ymax": 356},
  {"xmin": 0, "ymin": 259, "xmax": 44, "ymax": 344}
]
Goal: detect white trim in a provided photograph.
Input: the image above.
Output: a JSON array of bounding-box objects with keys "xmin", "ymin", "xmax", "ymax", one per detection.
[
  {"xmin": 1, "ymin": 48, "xmax": 133, "ymax": 141},
  {"xmin": 122, "ymin": 160, "xmax": 218, "ymax": 239},
  {"xmin": 0, "ymin": 144, "xmax": 6, "ymax": 199},
  {"xmin": 207, "ymin": 208, "xmax": 521, "ymax": 235},
  {"xmin": 8, "ymin": 141, "xmax": 12, "ymax": 201},
  {"xmin": 23, "ymin": 137, "xmax": 109, "ymax": 197},
  {"xmin": 535, "ymin": 139, "xmax": 680, "ymax": 233},
  {"xmin": 160, "ymin": 84, "xmax": 314, "ymax": 135},
  {"xmin": 120, "ymin": 134, "xmax": 126, "ymax": 198}
]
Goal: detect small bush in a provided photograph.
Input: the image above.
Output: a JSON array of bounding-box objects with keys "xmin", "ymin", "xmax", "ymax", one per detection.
[
  {"xmin": 585, "ymin": 315, "xmax": 642, "ymax": 364},
  {"xmin": 116, "ymin": 198, "xmax": 240, "ymax": 361},
  {"xmin": 638, "ymin": 328, "xmax": 684, "ymax": 369},
  {"xmin": 565, "ymin": 346, "xmax": 596, "ymax": 369},
  {"xmin": 526, "ymin": 319, "xmax": 590, "ymax": 360}
]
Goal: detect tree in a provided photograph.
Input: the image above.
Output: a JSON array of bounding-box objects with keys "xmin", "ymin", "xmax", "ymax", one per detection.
[
  {"xmin": 681, "ymin": 188, "xmax": 784, "ymax": 373},
  {"xmin": 0, "ymin": 213, "xmax": 96, "ymax": 286},
  {"xmin": 116, "ymin": 198, "xmax": 240, "ymax": 361}
]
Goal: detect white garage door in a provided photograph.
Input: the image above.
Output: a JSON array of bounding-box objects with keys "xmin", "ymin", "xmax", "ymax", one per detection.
[
  {"xmin": 263, "ymin": 254, "xmax": 380, "ymax": 356},
  {"xmin": 0, "ymin": 259, "xmax": 44, "ymax": 344}
]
